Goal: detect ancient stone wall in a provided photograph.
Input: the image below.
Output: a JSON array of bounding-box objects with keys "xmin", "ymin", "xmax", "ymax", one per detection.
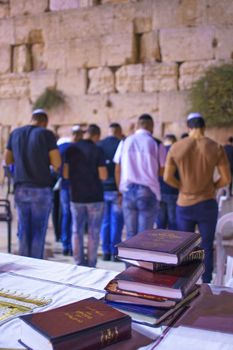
[{"xmin": 0, "ymin": 0, "xmax": 232, "ymax": 150}]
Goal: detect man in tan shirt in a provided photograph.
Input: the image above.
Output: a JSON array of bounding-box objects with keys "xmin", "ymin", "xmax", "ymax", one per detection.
[{"xmin": 164, "ymin": 113, "xmax": 231, "ymax": 283}]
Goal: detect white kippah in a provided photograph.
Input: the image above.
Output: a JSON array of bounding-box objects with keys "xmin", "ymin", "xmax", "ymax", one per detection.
[
  {"xmin": 187, "ymin": 112, "xmax": 203, "ymax": 121},
  {"xmin": 72, "ymin": 125, "xmax": 81, "ymax": 132},
  {"xmin": 32, "ymin": 108, "xmax": 46, "ymax": 115}
]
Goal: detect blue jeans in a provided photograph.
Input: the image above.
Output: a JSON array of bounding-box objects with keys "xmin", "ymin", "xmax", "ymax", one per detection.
[
  {"xmin": 15, "ymin": 186, "xmax": 53, "ymax": 259},
  {"xmin": 60, "ymin": 188, "xmax": 72, "ymax": 251},
  {"xmin": 157, "ymin": 194, "xmax": 177, "ymax": 230},
  {"xmin": 176, "ymin": 199, "xmax": 218, "ymax": 283},
  {"xmin": 100, "ymin": 191, "xmax": 124, "ymax": 256},
  {"xmin": 70, "ymin": 201, "xmax": 104, "ymax": 267},
  {"xmin": 123, "ymin": 184, "xmax": 158, "ymax": 239}
]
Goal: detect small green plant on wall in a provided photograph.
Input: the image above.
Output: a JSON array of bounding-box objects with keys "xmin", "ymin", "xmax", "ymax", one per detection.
[
  {"xmin": 189, "ymin": 64, "xmax": 233, "ymax": 127},
  {"xmin": 33, "ymin": 87, "xmax": 66, "ymax": 110}
]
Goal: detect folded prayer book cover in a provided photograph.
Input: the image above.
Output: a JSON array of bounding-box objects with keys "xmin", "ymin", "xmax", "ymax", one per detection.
[
  {"xmin": 114, "ymin": 263, "xmax": 204, "ymax": 299},
  {"xmin": 116, "ymin": 229, "xmax": 201, "ymax": 265},
  {"xmin": 19, "ymin": 297, "xmax": 131, "ymax": 350}
]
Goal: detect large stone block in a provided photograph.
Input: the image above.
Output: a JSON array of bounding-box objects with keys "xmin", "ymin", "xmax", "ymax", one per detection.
[
  {"xmin": 160, "ymin": 27, "xmax": 214, "ymax": 62},
  {"xmin": 152, "ymin": 0, "xmax": 206, "ymax": 29},
  {"xmin": 0, "ymin": 46, "xmax": 11, "ymax": 74},
  {"xmin": 12, "ymin": 45, "xmax": 32, "ymax": 73},
  {"xmin": 0, "ymin": 18, "xmax": 14, "ymax": 45},
  {"xmin": 0, "ymin": 74, "xmax": 30, "ymax": 99},
  {"xmin": 214, "ymin": 26, "xmax": 233, "ymax": 60},
  {"xmin": 29, "ymin": 70, "xmax": 56, "ymax": 102},
  {"xmin": 57, "ymin": 68, "xmax": 87, "ymax": 96},
  {"xmin": 140, "ymin": 31, "xmax": 161, "ymax": 63},
  {"xmin": 67, "ymin": 37, "xmax": 101, "ymax": 68},
  {"xmin": 179, "ymin": 60, "xmax": 219, "ymax": 90},
  {"xmin": 0, "ymin": 1, "xmax": 10, "ymax": 18},
  {"xmin": 50, "ymin": 0, "xmax": 97, "ymax": 11},
  {"xmin": 158, "ymin": 91, "xmax": 190, "ymax": 122},
  {"xmin": 10, "ymin": 0, "xmax": 48, "ymax": 16},
  {"xmin": 144, "ymin": 63, "xmax": 178, "ymax": 92},
  {"xmin": 13, "ymin": 15, "xmax": 42, "ymax": 45},
  {"xmin": 0, "ymin": 99, "xmax": 19, "ymax": 126},
  {"xmin": 88, "ymin": 67, "xmax": 114, "ymax": 94},
  {"xmin": 108, "ymin": 92, "xmax": 159, "ymax": 123},
  {"xmin": 45, "ymin": 42, "xmax": 68, "ymax": 71},
  {"xmin": 101, "ymin": 31, "xmax": 136, "ymax": 66},
  {"xmin": 115, "ymin": 64, "xmax": 143, "ymax": 93},
  {"xmin": 206, "ymin": 0, "xmax": 233, "ymax": 25},
  {"xmin": 134, "ymin": 17, "xmax": 152, "ymax": 34},
  {"xmin": 31, "ymin": 44, "xmax": 46, "ymax": 71}
]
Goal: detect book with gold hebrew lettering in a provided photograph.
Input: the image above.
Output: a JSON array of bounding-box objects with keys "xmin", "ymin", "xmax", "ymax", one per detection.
[
  {"xmin": 19, "ymin": 297, "xmax": 131, "ymax": 350},
  {"xmin": 117, "ymin": 229, "xmax": 201, "ymax": 265}
]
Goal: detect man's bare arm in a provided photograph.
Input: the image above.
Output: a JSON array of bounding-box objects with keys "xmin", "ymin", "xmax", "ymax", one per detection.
[
  {"xmin": 214, "ymin": 163, "xmax": 231, "ymax": 190},
  {"xmin": 63, "ymin": 163, "xmax": 69, "ymax": 179},
  {"xmin": 4, "ymin": 149, "xmax": 14, "ymax": 165},
  {"xmin": 115, "ymin": 163, "xmax": 121, "ymax": 190},
  {"xmin": 163, "ymin": 164, "xmax": 180, "ymax": 189},
  {"xmin": 98, "ymin": 166, "xmax": 108, "ymax": 181},
  {"xmin": 49, "ymin": 149, "xmax": 61, "ymax": 172}
]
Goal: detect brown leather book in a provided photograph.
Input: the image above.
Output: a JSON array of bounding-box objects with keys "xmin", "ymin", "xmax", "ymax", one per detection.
[
  {"xmin": 176, "ymin": 284, "xmax": 233, "ymax": 334},
  {"xmin": 19, "ymin": 297, "xmax": 131, "ymax": 350},
  {"xmin": 114, "ymin": 263, "xmax": 204, "ymax": 299},
  {"xmin": 117, "ymin": 229, "xmax": 201, "ymax": 265},
  {"xmin": 120, "ymin": 247, "xmax": 205, "ymax": 272}
]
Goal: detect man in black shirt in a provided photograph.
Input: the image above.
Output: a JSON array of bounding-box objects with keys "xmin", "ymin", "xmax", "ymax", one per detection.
[
  {"xmin": 64, "ymin": 124, "xmax": 107, "ymax": 267},
  {"xmin": 4, "ymin": 109, "xmax": 61, "ymax": 258},
  {"xmin": 98, "ymin": 123, "xmax": 124, "ymax": 261}
]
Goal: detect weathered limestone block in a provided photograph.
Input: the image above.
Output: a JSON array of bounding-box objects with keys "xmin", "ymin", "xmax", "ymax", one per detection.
[
  {"xmin": 116, "ymin": 65, "xmax": 143, "ymax": 93},
  {"xmin": 88, "ymin": 67, "xmax": 114, "ymax": 94},
  {"xmin": 108, "ymin": 92, "xmax": 159, "ymax": 123},
  {"xmin": 179, "ymin": 60, "xmax": 218, "ymax": 90},
  {"xmin": 50, "ymin": 0, "xmax": 97, "ymax": 11},
  {"xmin": 0, "ymin": 74, "xmax": 30, "ymax": 99},
  {"xmin": 134, "ymin": 17, "xmax": 152, "ymax": 34},
  {"xmin": 57, "ymin": 69, "xmax": 87, "ymax": 96},
  {"xmin": 0, "ymin": 1, "xmax": 10, "ymax": 18},
  {"xmin": 29, "ymin": 70, "xmax": 56, "ymax": 102},
  {"xmin": 13, "ymin": 45, "xmax": 32, "ymax": 73},
  {"xmin": 214, "ymin": 26, "xmax": 233, "ymax": 60},
  {"xmin": 140, "ymin": 31, "xmax": 161, "ymax": 63},
  {"xmin": 45, "ymin": 42, "xmax": 68, "ymax": 71},
  {"xmin": 206, "ymin": 0, "xmax": 233, "ymax": 25},
  {"xmin": 144, "ymin": 63, "xmax": 178, "ymax": 92},
  {"xmin": 41, "ymin": 13, "xmax": 61, "ymax": 44},
  {"xmin": 67, "ymin": 38, "xmax": 101, "ymax": 68},
  {"xmin": 152, "ymin": 0, "xmax": 206, "ymax": 29},
  {"xmin": 31, "ymin": 44, "xmax": 46, "ymax": 71},
  {"xmin": 0, "ymin": 99, "xmax": 19, "ymax": 126},
  {"xmin": 10, "ymin": 0, "xmax": 48, "ymax": 16},
  {"xmin": 0, "ymin": 18, "xmax": 14, "ymax": 45},
  {"xmin": 13, "ymin": 15, "xmax": 42, "ymax": 45},
  {"xmin": 159, "ymin": 91, "xmax": 190, "ymax": 122},
  {"xmin": 0, "ymin": 46, "xmax": 11, "ymax": 74},
  {"xmin": 160, "ymin": 27, "xmax": 214, "ymax": 62},
  {"xmin": 101, "ymin": 30, "xmax": 136, "ymax": 66},
  {"xmin": 101, "ymin": 0, "xmax": 132, "ymax": 4}
]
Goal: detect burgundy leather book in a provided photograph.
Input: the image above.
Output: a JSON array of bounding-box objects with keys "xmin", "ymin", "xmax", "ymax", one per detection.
[
  {"xmin": 176, "ymin": 284, "xmax": 233, "ymax": 334},
  {"xmin": 19, "ymin": 297, "xmax": 131, "ymax": 350},
  {"xmin": 117, "ymin": 229, "xmax": 201, "ymax": 264},
  {"xmin": 120, "ymin": 247, "xmax": 205, "ymax": 272},
  {"xmin": 114, "ymin": 263, "xmax": 204, "ymax": 299}
]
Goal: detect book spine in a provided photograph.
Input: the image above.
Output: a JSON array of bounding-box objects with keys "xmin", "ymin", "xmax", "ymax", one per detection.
[
  {"xmin": 178, "ymin": 237, "xmax": 202, "ymax": 264},
  {"xmin": 153, "ymin": 249, "xmax": 204, "ymax": 271},
  {"xmin": 182, "ymin": 264, "xmax": 204, "ymax": 297},
  {"xmin": 54, "ymin": 319, "xmax": 131, "ymax": 350}
]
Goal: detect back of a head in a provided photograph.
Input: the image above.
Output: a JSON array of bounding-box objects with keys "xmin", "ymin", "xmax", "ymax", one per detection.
[
  {"xmin": 87, "ymin": 123, "xmax": 101, "ymax": 138},
  {"xmin": 31, "ymin": 109, "xmax": 48, "ymax": 126},
  {"xmin": 227, "ymin": 136, "xmax": 233, "ymax": 144},
  {"xmin": 187, "ymin": 112, "xmax": 205, "ymax": 129},
  {"xmin": 137, "ymin": 113, "xmax": 154, "ymax": 131},
  {"xmin": 109, "ymin": 122, "xmax": 122, "ymax": 138},
  {"xmin": 164, "ymin": 134, "xmax": 177, "ymax": 145},
  {"xmin": 72, "ymin": 125, "xmax": 84, "ymax": 141}
]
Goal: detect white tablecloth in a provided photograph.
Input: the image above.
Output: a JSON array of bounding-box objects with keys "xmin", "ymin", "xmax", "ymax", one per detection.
[{"xmin": 0, "ymin": 253, "xmax": 233, "ymax": 350}]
